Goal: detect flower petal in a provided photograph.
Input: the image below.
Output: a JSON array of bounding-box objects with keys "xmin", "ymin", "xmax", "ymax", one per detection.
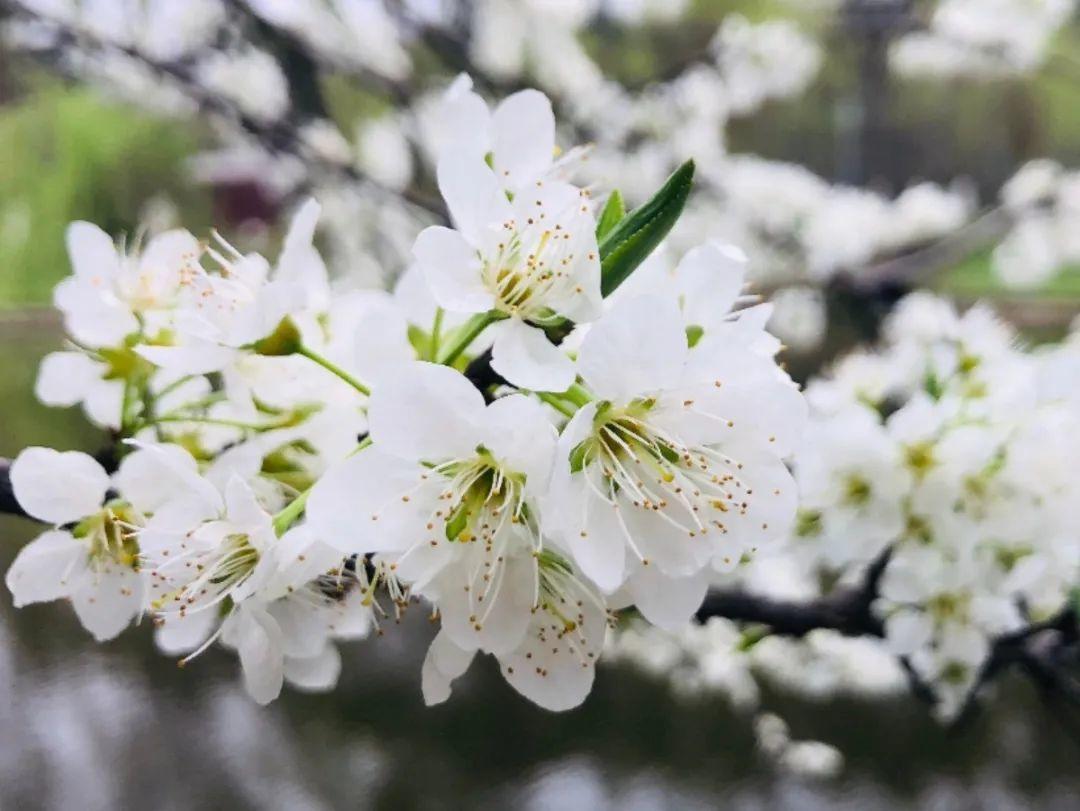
[
  {"xmin": 367, "ymin": 361, "xmax": 486, "ymax": 461},
  {"xmin": 71, "ymin": 566, "xmax": 143, "ymax": 642},
  {"xmin": 436, "ymin": 155, "xmax": 512, "ymax": 245},
  {"xmin": 5, "ymin": 530, "xmax": 86, "ymax": 606},
  {"xmin": 66, "ymin": 221, "xmax": 121, "ymax": 282},
  {"xmin": 413, "ymin": 226, "xmax": 492, "ymax": 314},
  {"xmin": 237, "ymin": 607, "xmax": 285, "ymax": 705},
  {"xmin": 491, "ymin": 89, "xmax": 555, "ymax": 187},
  {"xmin": 490, "ymin": 319, "xmax": 575, "ymax": 392},
  {"xmin": 577, "ymin": 294, "xmax": 687, "ymax": 402},
  {"xmin": 421, "ymin": 629, "xmax": 476, "ymax": 706},
  {"xmin": 625, "ymin": 564, "xmax": 710, "ymax": 630},
  {"xmin": 11, "ymin": 447, "xmax": 109, "ymax": 524},
  {"xmin": 283, "ymin": 644, "xmax": 342, "ymax": 692},
  {"xmin": 35, "ymin": 351, "xmax": 101, "ymax": 408}
]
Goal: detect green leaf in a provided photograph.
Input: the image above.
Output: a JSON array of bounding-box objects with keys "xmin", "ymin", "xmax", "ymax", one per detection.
[
  {"xmin": 595, "ymin": 190, "xmax": 626, "ymax": 241},
  {"xmin": 598, "ymin": 160, "xmax": 695, "ymax": 298}
]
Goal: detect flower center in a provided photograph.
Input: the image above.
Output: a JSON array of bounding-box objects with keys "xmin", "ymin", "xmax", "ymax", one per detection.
[
  {"xmin": 153, "ymin": 531, "xmax": 260, "ymax": 614},
  {"xmin": 482, "ymin": 221, "xmax": 582, "ymax": 321},
  {"xmin": 74, "ymin": 505, "xmax": 141, "ymax": 571},
  {"xmin": 570, "ymin": 399, "xmax": 763, "ymax": 564},
  {"xmin": 433, "ymin": 446, "xmax": 527, "ymax": 544}
]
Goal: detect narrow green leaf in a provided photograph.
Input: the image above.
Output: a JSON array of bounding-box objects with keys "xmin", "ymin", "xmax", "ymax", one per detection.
[
  {"xmin": 595, "ymin": 190, "xmax": 626, "ymax": 241},
  {"xmin": 598, "ymin": 160, "xmax": 695, "ymax": 298}
]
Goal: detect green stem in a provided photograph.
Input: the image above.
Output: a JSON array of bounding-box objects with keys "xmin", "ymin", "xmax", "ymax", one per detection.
[
  {"xmin": 564, "ymin": 383, "xmax": 593, "ymax": 407},
  {"xmin": 429, "ymin": 307, "xmax": 445, "ymax": 361},
  {"xmin": 151, "ymin": 415, "xmax": 293, "ymax": 432},
  {"xmin": 273, "ymin": 487, "xmax": 312, "ymax": 536},
  {"xmin": 298, "ymin": 345, "xmax": 371, "ymax": 396},
  {"xmin": 436, "ymin": 311, "xmax": 502, "ymax": 366},
  {"xmin": 536, "ymin": 392, "xmax": 577, "ymax": 418}
]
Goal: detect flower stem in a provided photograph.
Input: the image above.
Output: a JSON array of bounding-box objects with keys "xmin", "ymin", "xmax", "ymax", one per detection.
[
  {"xmin": 436, "ymin": 311, "xmax": 502, "ymax": 366},
  {"xmin": 429, "ymin": 307, "xmax": 445, "ymax": 361},
  {"xmin": 298, "ymin": 345, "xmax": 371, "ymax": 396},
  {"xmin": 564, "ymin": 383, "xmax": 593, "ymax": 407},
  {"xmin": 536, "ymin": 392, "xmax": 578, "ymax": 418},
  {"xmin": 151, "ymin": 415, "xmax": 292, "ymax": 432}
]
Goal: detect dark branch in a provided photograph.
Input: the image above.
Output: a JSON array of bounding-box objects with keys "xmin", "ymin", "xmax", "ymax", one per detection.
[{"xmin": 0, "ymin": 458, "xmax": 26, "ymax": 520}]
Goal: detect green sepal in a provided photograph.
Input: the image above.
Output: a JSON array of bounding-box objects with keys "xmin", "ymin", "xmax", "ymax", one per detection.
[
  {"xmin": 568, "ymin": 440, "xmax": 590, "ymax": 473},
  {"xmin": 253, "ymin": 316, "xmax": 302, "ymax": 357},
  {"xmin": 595, "ymin": 190, "xmax": 626, "ymax": 241},
  {"xmin": 445, "ymin": 501, "xmax": 470, "ymax": 541},
  {"xmin": 685, "ymin": 324, "xmax": 704, "ymax": 348},
  {"xmin": 598, "ymin": 160, "xmax": 694, "ymax": 298}
]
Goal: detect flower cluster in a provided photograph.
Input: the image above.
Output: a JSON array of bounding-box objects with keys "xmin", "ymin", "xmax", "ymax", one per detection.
[
  {"xmin": 796, "ymin": 292, "xmax": 1080, "ymax": 717},
  {"xmin": 6, "ymin": 83, "xmax": 805, "ymax": 711}
]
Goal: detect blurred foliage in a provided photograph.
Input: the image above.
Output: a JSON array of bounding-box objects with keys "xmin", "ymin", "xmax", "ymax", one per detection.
[{"xmin": 0, "ymin": 77, "xmax": 211, "ymax": 307}]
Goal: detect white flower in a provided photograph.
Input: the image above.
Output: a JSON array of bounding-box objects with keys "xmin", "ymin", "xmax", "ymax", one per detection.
[
  {"xmin": 138, "ymin": 199, "xmax": 328, "ymax": 375},
  {"xmin": 5, "ymin": 447, "xmax": 145, "ymax": 641},
  {"xmin": 794, "ymin": 407, "xmax": 911, "ymax": 568},
  {"xmin": 422, "ymin": 555, "xmax": 610, "ymax": 711},
  {"xmin": 547, "ymin": 294, "xmax": 804, "ymax": 624},
  {"xmin": 56, "ymin": 221, "xmax": 201, "ymax": 348},
  {"xmin": 413, "ymin": 154, "xmax": 601, "ymax": 391},
  {"xmin": 308, "ymin": 361, "xmax": 556, "ymax": 656}
]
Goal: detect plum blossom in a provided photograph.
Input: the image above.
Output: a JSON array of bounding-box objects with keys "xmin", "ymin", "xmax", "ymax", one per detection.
[
  {"xmin": 547, "ymin": 293, "xmax": 804, "ymax": 625},
  {"xmin": 5, "ymin": 447, "xmax": 145, "ymax": 641},
  {"xmin": 413, "ymin": 152, "xmax": 601, "ymax": 391}
]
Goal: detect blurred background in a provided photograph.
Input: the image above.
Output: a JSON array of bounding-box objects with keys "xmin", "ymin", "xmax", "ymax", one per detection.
[{"xmin": 2, "ymin": 0, "xmax": 1080, "ymax": 808}]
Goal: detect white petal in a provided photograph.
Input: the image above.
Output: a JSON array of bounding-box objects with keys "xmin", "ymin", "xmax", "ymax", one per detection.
[
  {"xmin": 498, "ymin": 577, "xmax": 606, "ymax": 711},
  {"xmin": 674, "ymin": 241, "xmax": 747, "ymax": 330},
  {"xmin": 66, "ymin": 221, "xmax": 121, "ymax": 282},
  {"xmin": 35, "ymin": 352, "xmax": 101, "ymax": 408},
  {"xmin": 625, "ymin": 565, "xmax": 710, "ymax": 630},
  {"xmin": 306, "ymin": 447, "xmax": 435, "ymax": 554},
  {"xmin": 154, "ymin": 609, "xmax": 218, "ymax": 655},
  {"xmin": 71, "ymin": 567, "xmax": 142, "ymax": 641},
  {"xmin": 140, "ymin": 228, "xmax": 200, "ymax": 274},
  {"xmin": 283, "ymin": 644, "xmax": 342, "ymax": 692},
  {"xmin": 577, "ymin": 294, "xmax": 687, "ymax": 402},
  {"xmin": 413, "ymin": 226, "xmax": 492, "ymax": 313},
  {"xmin": 421, "ymin": 629, "xmax": 476, "ymax": 705},
  {"xmin": 237, "ymin": 607, "xmax": 285, "ymax": 705},
  {"xmin": 11, "ymin": 447, "xmax": 109, "ymax": 524},
  {"xmin": 114, "ymin": 443, "xmax": 201, "ymax": 514},
  {"xmin": 884, "ymin": 610, "xmax": 934, "ymax": 656},
  {"xmin": 433, "ymin": 548, "xmax": 536, "ymax": 656},
  {"xmin": 436, "ymin": 154, "xmax": 512, "ymax": 245},
  {"xmin": 136, "ymin": 341, "xmax": 240, "ymax": 375},
  {"xmin": 490, "ymin": 319, "xmax": 575, "ymax": 392},
  {"xmin": 491, "ymin": 89, "xmax": 555, "ymax": 186},
  {"xmin": 53, "ymin": 276, "xmax": 138, "ymax": 347},
  {"xmin": 5, "ymin": 530, "xmax": 86, "ymax": 606},
  {"xmin": 267, "ymin": 599, "xmax": 327, "ymax": 659},
  {"xmin": 367, "ymin": 361, "xmax": 486, "ymax": 461},
  {"xmin": 82, "ymin": 378, "xmax": 124, "ymax": 431}
]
